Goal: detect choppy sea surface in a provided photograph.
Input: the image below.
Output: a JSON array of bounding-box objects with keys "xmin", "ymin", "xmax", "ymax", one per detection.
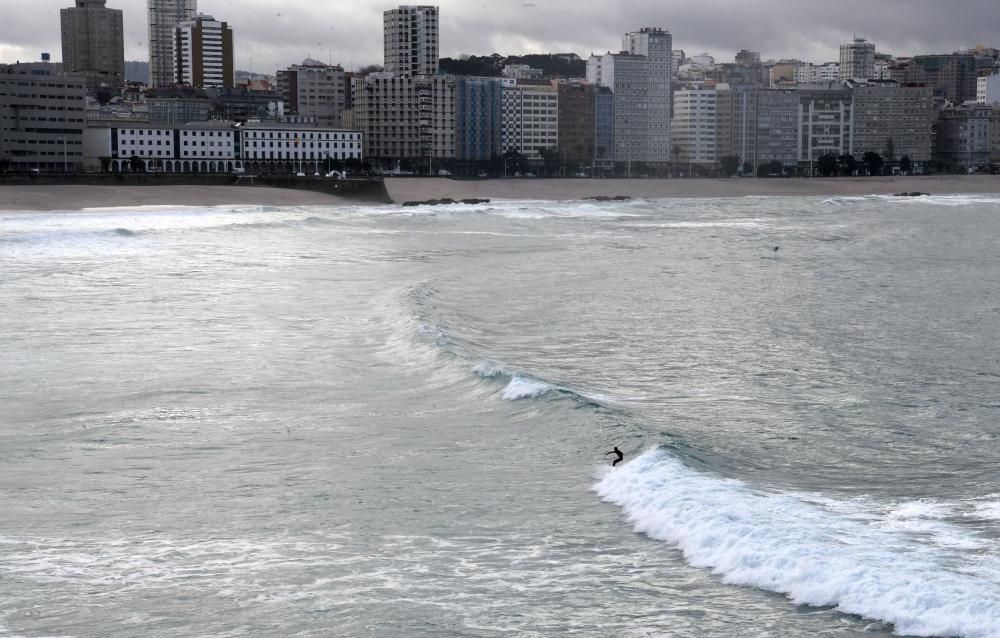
[{"xmin": 3, "ymin": 194, "xmax": 1000, "ymax": 638}]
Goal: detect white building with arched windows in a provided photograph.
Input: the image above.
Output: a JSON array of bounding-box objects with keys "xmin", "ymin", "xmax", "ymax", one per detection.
[{"xmin": 83, "ymin": 120, "xmax": 363, "ymax": 174}]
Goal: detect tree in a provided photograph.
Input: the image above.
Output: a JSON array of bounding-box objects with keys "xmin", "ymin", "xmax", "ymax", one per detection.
[
  {"xmin": 129, "ymin": 155, "xmax": 145, "ymax": 173},
  {"xmin": 0, "ymin": 156, "xmax": 11, "ymax": 174},
  {"xmin": 758, "ymin": 159, "xmax": 784, "ymax": 176},
  {"xmin": 719, "ymin": 154, "xmax": 741, "ymax": 177},
  {"xmin": 899, "ymin": 155, "xmax": 913, "ymax": 175},
  {"xmin": 503, "ymin": 149, "xmax": 530, "ymax": 175},
  {"xmin": 538, "ymin": 147, "xmax": 560, "ymax": 176},
  {"xmin": 817, "ymin": 153, "xmax": 838, "ymax": 177},
  {"xmin": 742, "ymin": 161, "xmax": 754, "ymax": 176},
  {"xmin": 838, "ymin": 154, "xmax": 858, "ymax": 176},
  {"xmin": 884, "ymin": 138, "xmax": 896, "ymax": 165},
  {"xmin": 863, "ymin": 151, "xmax": 884, "ymax": 176}
]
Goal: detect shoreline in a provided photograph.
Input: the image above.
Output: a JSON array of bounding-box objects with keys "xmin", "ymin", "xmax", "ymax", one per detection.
[{"xmin": 1, "ymin": 175, "xmax": 998, "ymax": 212}]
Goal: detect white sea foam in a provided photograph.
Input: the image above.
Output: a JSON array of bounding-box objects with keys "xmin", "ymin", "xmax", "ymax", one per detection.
[
  {"xmin": 595, "ymin": 449, "xmax": 1000, "ymax": 638},
  {"xmin": 501, "ymin": 375, "xmax": 554, "ymax": 401}
]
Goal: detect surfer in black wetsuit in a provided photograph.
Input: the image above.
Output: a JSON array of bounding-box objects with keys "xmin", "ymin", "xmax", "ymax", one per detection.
[{"xmin": 605, "ymin": 446, "xmax": 624, "ymax": 467}]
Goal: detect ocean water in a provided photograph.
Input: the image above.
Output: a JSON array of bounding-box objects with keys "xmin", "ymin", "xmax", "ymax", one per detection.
[{"xmin": 2, "ymin": 194, "xmax": 1000, "ymax": 637}]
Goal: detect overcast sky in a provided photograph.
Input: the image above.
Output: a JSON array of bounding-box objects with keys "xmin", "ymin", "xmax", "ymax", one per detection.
[{"xmin": 2, "ymin": 0, "xmax": 998, "ymax": 73}]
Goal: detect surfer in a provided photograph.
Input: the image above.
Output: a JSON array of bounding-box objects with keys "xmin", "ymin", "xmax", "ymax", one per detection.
[{"xmin": 605, "ymin": 446, "xmax": 624, "ymax": 467}]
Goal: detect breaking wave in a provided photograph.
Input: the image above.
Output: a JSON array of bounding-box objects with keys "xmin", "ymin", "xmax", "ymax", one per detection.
[{"xmin": 595, "ymin": 448, "xmax": 1000, "ymax": 638}]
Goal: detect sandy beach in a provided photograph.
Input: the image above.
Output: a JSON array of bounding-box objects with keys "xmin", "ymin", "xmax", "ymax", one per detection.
[
  {"xmin": 0, "ymin": 184, "xmax": 351, "ymax": 212},
  {"xmin": 1, "ymin": 175, "xmax": 999, "ymax": 212}
]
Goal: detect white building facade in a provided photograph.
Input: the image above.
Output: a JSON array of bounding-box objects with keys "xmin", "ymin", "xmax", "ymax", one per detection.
[
  {"xmin": 978, "ymin": 74, "xmax": 1000, "ymax": 104},
  {"xmin": 501, "ymin": 79, "xmax": 559, "ymax": 161},
  {"xmin": 83, "ymin": 121, "xmax": 361, "ymax": 173},
  {"xmin": 671, "ymin": 89, "xmax": 716, "ymax": 165}
]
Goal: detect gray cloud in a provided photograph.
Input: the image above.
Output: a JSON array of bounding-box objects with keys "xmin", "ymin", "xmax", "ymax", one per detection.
[{"xmin": 2, "ymin": 0, "xmax": 997, "ymax": 73}]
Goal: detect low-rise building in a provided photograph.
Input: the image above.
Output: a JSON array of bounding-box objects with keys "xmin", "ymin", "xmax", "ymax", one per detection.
[
  {"xmin": 146, "ymin": 87, "xmax": 212, "ymax": 124},
  {"xmin": 0, "ymin": 62, "xmax": 87, "ymax": 171},
  {"xmin": 276, "ymin": 60, "xmax": 347, "ymax": 128},
  {"xmin": 82, "ymin": 120, "xmax": 361, "ymax": 173},
  {"xmin": 978, "ymin": 74, "xmax": 1000, "ymax": 104}
]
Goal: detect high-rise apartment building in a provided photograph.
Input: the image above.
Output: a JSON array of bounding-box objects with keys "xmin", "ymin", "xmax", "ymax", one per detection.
[
  {"xmin": 755, "ymin": 89, "xmax": 799, "ymax": 169},
  {"xmin": 60, "ymin": 0, "xmax": 125, "ymax": 89},
  {"xmin": 840, "ymin": 37, "xmax": 876, "ymax": 80},
  {"xmin": 851, "ymin": 83, "xmax": 934, "ymax": 166},
  {"xmin": 352, "ymin": 73, "xmax": 456, "ymax": 162},
  {"xmin": 148, "ymin": 0, "xmax": 196, "ymax": 87},
  {"xmin": 671, "ymin": 89, "xmax": 717, "ymax": 166},
  {"xmin": 173, "ymin": 14, "xmax": 234, "ymax": 88},
  {"xmin": 594, "ymin": 86, "xmax": 615, "ymax": 173},
  {"xmin": 557, "ymin": 81, "xmax": 596, "ymax": 168},
  {"xmin": 623, "ymin": 28, "xmax": 672, "ymax": 163},
  {"xmin": 455, "ymin": 77, "xmax": 502, "ymax": 161},
  {"xmin": 383, "ymin": 5, "xmax": 439, "ymax": 78},
  {"xmin": 715, "ymin": 84, "xmax": 757, "ymax": 169},
  {"xmin": 901, "ymin": 54, "xmax": 978, "ymax": 103},
  {"xmin": 501, "ymin": 79, "xmax": 559, "ymax": 161},
  {"xmin": 587, "ymin": 26, "xmax": 673, "ymax": 169},
  {"xmin": 798, "ymin": 88, "xmax": 854, "ymax": 169},
  {"xmin": 277, "ymin": 61, "xmax": 347, "ymax": 127},
  {"xmin": 934, "ymin": 104, "xmax": 994, "ymax": 170}
]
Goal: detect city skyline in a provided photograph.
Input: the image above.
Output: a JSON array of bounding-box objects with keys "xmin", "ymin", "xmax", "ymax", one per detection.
[{"xmin": 2, "ymin": 0, "xmax": 999, "ymax": 74}]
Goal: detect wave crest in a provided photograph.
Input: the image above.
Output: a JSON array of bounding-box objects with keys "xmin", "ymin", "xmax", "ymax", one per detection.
[{"xmin": 595, "ymin": 448, "xmax": 1000, "ymax": 638}]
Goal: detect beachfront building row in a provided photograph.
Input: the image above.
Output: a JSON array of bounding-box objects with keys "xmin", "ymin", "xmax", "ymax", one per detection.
[
  {"xmin": 670, "ymin": 81, "xmax": 940, "ymax": 175},
  {"xmin": 81, "ymin": 121, "xmax": 362, "ymax": 173}
]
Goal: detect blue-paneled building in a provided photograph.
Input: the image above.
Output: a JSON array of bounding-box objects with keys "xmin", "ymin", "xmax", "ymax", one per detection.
[{"xmin": 456, "ymin": 77, "xmax": 503, "ymax": 161}]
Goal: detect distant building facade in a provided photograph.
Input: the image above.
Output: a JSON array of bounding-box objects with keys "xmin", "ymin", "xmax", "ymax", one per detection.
[
  {"xmin": 146, "ymin": 87, "xmax": 212, "ymax": 124},
  {"xmin": 755, "ymin": 89, "xmax": 799, "ymax": 169},
  {"xmin": 173, "ymin": 14, "xmax": 234, "ymax": 88},
  {"xmin": 501, "ymin": 79, "xmax": 559, "ymax": 161},
  {"xmin": 900, "ymin": 55, "xmax": 978, "ymax": 103},
  {"xmin": 557, "ymin": 81, "xmax": 596, "ymax": 167},
  {"xmin": 60, "ymin": 0, "xmax": 125, "ymax": 90},
  {"xmin": 934, "ymin": 104, "xmax": 994, "ymax": 171},
  {"xmin": 978, "ymin": 74, "xmax": 1000, "ymax": 104},
  {"xmin": 352, "ymin": 73, "xmax": 456, "ymax": 162},
  {"xmin": 588, "ymin": 26, "xmax": 672, "ymax": 169},
  {"xmin": 455, "ymin": 77, "xmax": 502, "ymax": 161},
  {"xmin": 797, "ymin": 87, "xmax": 854, "ymax": 169},
  {"xmin": 851, "ymin": 83, "xmax": 934, "ymax": 166},
  {"xmin": 277, "ymin": 61, "xmax": 347, "ymax": 127},
  {"xmin": 384, "ymin": 5, "xmax": 439, "ymax": 78},
  {"xmin": 148, "ymin": 0, "xmax": 196, "ymax": 88},
  {"xmin": 672, "ymin": 88, "xmax": 717, "ymax": 166},
  {"xmin": 0, "ymin": 63, "xmax": 87, "ymax": 171},
  {"xmin": 840, "ymin": 37, "xmax": 876, "ymax": 81},
  {"xmin": 82, "ymin": 120, "xmax": 361, "ymax": 173},
  {"xmin": 715, "ymin": 84, "xmax": 757, "ymax": 170},
  {"xmin": 593, "ymin": 86, "xmax": 615, "ymax": 173}
]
